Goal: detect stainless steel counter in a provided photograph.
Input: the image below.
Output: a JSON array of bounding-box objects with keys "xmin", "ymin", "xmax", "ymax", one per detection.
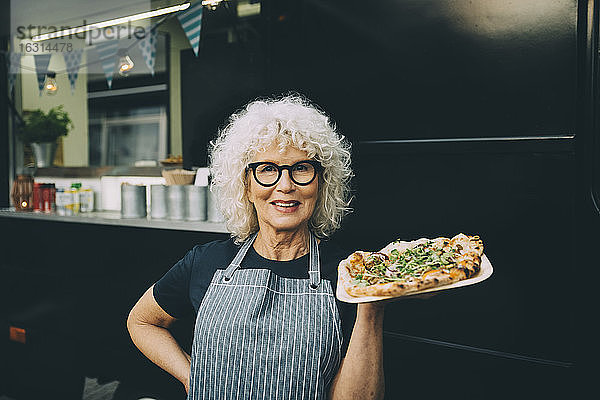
[{"xmin": 0, "ymin": 208, "xmax": 228, "ymax": 233}]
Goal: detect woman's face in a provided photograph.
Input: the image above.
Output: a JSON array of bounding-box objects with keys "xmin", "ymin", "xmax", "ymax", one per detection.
[{"xmin": 247, "ymin": 143, "xmax": 319, "ymax": 235}]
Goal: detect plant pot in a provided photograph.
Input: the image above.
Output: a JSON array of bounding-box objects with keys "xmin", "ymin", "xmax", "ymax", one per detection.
[{"xmin": 31, "ymin": 141, "xmax": 58, "ymax": 168}]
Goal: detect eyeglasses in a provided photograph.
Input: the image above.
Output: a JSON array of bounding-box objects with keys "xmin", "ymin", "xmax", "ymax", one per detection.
[{"xmin": 246, "ymin": 160, "xmax": 321, "ymax": 187}]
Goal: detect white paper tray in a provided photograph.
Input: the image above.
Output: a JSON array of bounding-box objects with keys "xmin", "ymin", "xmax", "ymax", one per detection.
[{"xmin": 336, "ymin": 254, "xmax": 493, "ymax": 304}]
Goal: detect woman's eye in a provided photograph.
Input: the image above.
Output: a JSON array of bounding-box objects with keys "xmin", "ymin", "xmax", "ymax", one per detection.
[{"xmin": 259, "ymin": 165, "xmax": 277, "ymax": 173}]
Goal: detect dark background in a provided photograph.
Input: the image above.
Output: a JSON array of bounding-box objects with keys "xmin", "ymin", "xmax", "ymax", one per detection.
[
  {"xmin": 2, "ymin": 0, "xmax": 599, "ymax": 399},
  {"xmin": 181, "ymin": 0, "xmax": 576, "ymax": 168},
  {"xmin": 179, "ymin": 3, "xmax": 588, "ymax": 397}
]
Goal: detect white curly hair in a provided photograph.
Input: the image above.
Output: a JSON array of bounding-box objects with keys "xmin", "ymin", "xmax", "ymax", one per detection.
[{"xmin": 209, "ymin": 95, "xmax": 354, "ymax": 242}]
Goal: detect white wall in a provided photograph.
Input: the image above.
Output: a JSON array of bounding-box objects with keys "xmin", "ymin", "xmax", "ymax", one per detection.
[{"xmin": 20, "ymin": 52, "xmax": 89, "ymax": 166}]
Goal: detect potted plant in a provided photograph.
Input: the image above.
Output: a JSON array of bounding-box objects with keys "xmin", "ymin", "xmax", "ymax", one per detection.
[{"xmin": 18, "ymin": 105, "xmax": 73, "ymax": 168}]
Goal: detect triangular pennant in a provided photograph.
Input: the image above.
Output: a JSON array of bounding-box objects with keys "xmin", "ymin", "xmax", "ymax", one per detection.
[
  {"xmin": 177, "ymin": 1, "xmax": 203, "ymax": 56},
  {"xmin": 138, "ymin": 28, "xmax": 157, "ymax": 76},
  {"xmin": 62, "ymin": 49, "xmax": 84, "ymax": 94},
  {"xmin": 94, "ymin": 40, "xmax": 119, "ymax": 89},
  {"xmin": 7, "ymin": 52, "xmax": 22, "ymax": 94},
  {"xmin": 33, "ymin": 54, "xmax": 52, "ymax": 96}
]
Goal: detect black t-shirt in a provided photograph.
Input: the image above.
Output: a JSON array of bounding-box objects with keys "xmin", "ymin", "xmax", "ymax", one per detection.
[{"xmin": 153, "ymin": 238, "xmax": 357, "ymax": 356}]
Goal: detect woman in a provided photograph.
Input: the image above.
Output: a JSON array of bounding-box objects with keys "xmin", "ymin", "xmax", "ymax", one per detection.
[{"xmin": 127, "ymin": 95, "xmax": 385, "ymax": 399}]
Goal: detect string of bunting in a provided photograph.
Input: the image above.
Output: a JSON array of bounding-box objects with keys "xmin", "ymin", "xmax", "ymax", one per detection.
[
  {"xmin": 95, "ymin": 39, "xmax": 120, "ymax": 89},
  {"xmin": 2, "ymin": 0, "xmax": 206, "ymax": 93},
  {"xmin": 33, "ymin": 54, "xmax": 52, "ymax": 96},
  {"xmin": 177, "ymin": 0, "xmax": 203, "ymax": 57},
  {"xmin": 63, "ymin": 48, "xmax": 84, "ymax": 93},
  {"xmin": 138, "ymin": 28, "xmax": 158, "ymax": 76}
]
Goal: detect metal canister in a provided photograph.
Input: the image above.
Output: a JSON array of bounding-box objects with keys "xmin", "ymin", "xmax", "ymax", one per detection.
[
  {"xmin": 32, "ymin": 183, "xmax": 42, "ymax": 212},
  {"xmin": 167, "ymin": 185, "xmax": 186, "ymax": 220},
  {"xmin": 79, "ymin": 188, "xmax": 94, "ymax": 212},
  {"xmin": 121, "ymin": 184, "xmax": 147, "ymax": 218},
  {"xmin": 206, "ymin": 189, "xmax": 225, "ymax": 223},
  {"xmin": 185, "ymin": 185, "xmax": 207, "ymax": 221},
  {"xmin": 150, "ymin": 184, "xmax": 168, "ymax": 219}
]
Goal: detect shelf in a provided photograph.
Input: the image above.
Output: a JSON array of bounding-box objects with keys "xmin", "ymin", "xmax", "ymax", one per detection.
[{"xmin": 0, "ymin": 208, "xmax": 229, "ymax": 233}]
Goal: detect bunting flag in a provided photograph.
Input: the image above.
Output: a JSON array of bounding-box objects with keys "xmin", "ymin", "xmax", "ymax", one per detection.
[
  {"xmin": 138, "ymin": 28, "xmax": 157, "ymax": 76},
  {"xmin": 177, "ymin": 1, "xmax": 203, "ymax": 56},
  {"xmin": 94, "ymin": 40, "xmax": 119, "ymax": 88},
  {"xmin": 33, "ymin": 54, "xmax": 52, "ymax": 96},
  {"xmin": 7, "ymin": 52, "xmax": 22, "ymax": 94},
  {"xmin": 63, "ymin": 49, "xmax": 84, "ymax": 94}
]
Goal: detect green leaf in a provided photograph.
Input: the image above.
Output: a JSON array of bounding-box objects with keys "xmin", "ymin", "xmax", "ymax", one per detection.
[{"xmin": 18, "ymin": 105, "xmax": 73, "ymax": 143}]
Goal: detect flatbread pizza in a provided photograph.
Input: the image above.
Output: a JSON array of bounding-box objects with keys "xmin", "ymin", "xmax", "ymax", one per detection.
[{"xmin": 339, "ymin": 233, "xmax": 484, "ymax": 298}]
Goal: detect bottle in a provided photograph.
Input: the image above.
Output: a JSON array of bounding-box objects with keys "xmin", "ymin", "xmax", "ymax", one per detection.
[
  {"xmin": 70, "ymin": 182, "xmax": 81, "ymax": 214},
  {"xmin": 79, "ymin": 188, "xmax": 94, "ymax": 212},
  {"xmin": 49, "ymin": 184, "xmax": 56, "ymax": 213},
  {"xmin": 55, "ymin": 187, "xmax": 68, "ymax": 216},
  {"xmin": 41, "ymin": 183, "xmax": 56, "ymax": 213},
  {"xmin": 64, "ymin": 187, "xmax": 76, "ymax": 216},
  {"xmin": 32, "ymin": 182, "xmax": 42, "ymax": 212}
]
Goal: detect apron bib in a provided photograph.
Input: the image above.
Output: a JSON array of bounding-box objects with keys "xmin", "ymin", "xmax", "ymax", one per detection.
[{"xmin": 188, "ymin": 232, "xmax": 343, "ymax": 400}]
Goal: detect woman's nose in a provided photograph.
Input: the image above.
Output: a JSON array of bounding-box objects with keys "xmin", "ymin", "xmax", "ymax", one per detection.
[{"xmin": 276, "ymin": 169, "xmax": 295, "ymax": 191}]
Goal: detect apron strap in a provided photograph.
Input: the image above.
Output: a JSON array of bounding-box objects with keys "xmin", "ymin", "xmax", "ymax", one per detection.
[
  {"xmin": 308, "ymin": 232, "xmax": 321, "ymax": 289},
  {"xmin": 222, "ymin": 231, "xmax": 322, "ymax": 288},
  {"xmin": 223, "ymin": 232, "xmax": 258, "ymax": 281}
]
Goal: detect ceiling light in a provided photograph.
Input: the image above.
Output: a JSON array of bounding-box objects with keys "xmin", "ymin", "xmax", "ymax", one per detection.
[
  {"xmin": 203, "ymin": 0, "xmax": 224, "ymax": 10},
  {"xmin": 117, "ymin": 49, "xmax": 135, "ymax": 76},
  {"xmin": 44, "ymin": 72, "xmax": 58, "ymax": 95}
]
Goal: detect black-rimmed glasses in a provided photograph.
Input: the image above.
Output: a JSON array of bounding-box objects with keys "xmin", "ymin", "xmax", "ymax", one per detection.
[{"xmin": 246, "ymin": 160, "xmax": 321, "ymax": 187}]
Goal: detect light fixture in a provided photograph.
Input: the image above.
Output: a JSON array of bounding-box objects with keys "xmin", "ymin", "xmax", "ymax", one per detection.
[
  {"xmin": 44, "ymin": 72, "xmax": 58, "ymax": 95},
  {"xmin": 31, "ymin": 2, "xmax": 191, "ymax": 42},
  {"xmin": 203, "ymin": 0, "xmax": 225, "ymax": 10},
  {"xmin": 117, "ymin": 49, "xmax": 135, "ymax": 76}
]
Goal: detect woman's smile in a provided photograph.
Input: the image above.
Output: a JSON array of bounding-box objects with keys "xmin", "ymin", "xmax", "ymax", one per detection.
[{"xmin": 271, "ymin": 199, "xmax": 301, "ymax": 212}]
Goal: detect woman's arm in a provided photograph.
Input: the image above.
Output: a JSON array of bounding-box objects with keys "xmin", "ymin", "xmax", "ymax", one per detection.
[
  {"xmin": 126, "ymin": 285, "xmax": 192, "ymax": 393},
  {"xmin": 329, "ymin": 302, "xmax": 385, "ymax": 400}
]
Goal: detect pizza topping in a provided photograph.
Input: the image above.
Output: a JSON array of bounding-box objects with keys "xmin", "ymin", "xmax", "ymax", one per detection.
[
  {"xmin": 346, "ymin": 234, "xmax": 483, "ymax": 288},
  {"xmin": 364, "ymin": 252, "xmax": 389, "ymax": 267},
  {"xmin": 352, "ymin": 242, "xmax": 449, "ymax": 285}
]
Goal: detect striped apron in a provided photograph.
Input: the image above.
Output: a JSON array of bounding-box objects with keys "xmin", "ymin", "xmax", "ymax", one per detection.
[{"xmin": 188, "ymin": 232, "xmax": 343, "ymax": 400}]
